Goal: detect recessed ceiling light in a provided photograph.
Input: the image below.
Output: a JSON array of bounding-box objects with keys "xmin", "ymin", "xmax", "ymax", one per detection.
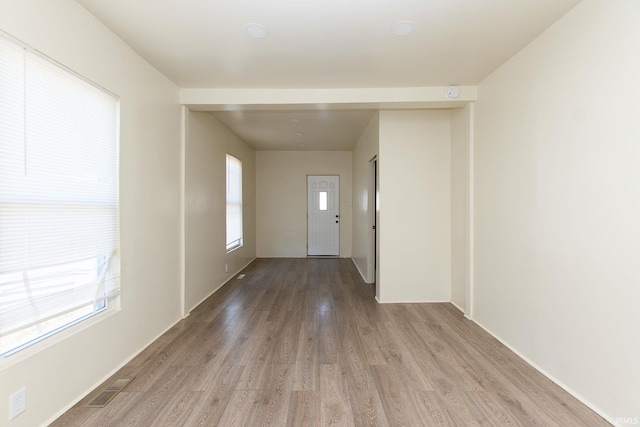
[
  {"xmin": 296, "ymin": 132, "xmax": 304, "ymax": 136},
  {"xmin": 392, "ymin": 21, "xmax": 414, "ymax": 36},
  {"xmin": 289, "ymin": 117, "xmax": 300, "ymax": 123},
  {"xmin": 245, "ymin": 23, "xmax": 268, "ymax": 39}
]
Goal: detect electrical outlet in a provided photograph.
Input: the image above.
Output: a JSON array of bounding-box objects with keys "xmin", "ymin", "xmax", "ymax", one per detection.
[{"xmin": 9, "ymin": 387, "xmax": 26, "ymax": 420}]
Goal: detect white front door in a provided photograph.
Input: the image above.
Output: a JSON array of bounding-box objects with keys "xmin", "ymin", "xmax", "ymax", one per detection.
[{"xmin": 307, "ymin": 175, "xmax": 340, "ymax": 256}]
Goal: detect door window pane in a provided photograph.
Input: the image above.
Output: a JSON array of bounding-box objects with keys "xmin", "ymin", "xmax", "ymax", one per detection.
[{"xmin": 319, "ymin": 191, "xmax": 328, "ymax": 211}]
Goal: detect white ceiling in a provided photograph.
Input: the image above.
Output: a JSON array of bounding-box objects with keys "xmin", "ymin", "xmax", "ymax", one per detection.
[
  {"xmin": 213, "ymin": 109, "xmax": 374, "ymax": 151},
  {"xmin": 76, "ymin": 0, "xmax": 581, "ymax": 150}
]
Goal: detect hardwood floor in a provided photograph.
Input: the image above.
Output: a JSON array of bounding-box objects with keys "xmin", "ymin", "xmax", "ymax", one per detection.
[{"xmin": 52, "ymin": 258, "xmax": 609, "ymax": 426}]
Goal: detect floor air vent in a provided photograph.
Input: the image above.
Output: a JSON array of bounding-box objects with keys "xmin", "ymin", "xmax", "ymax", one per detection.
[{"xmin": 87, "ymin": 377, "xmax": 134, "ymax": 408}]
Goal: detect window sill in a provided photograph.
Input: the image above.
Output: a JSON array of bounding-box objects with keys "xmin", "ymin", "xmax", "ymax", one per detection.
[
  {"xmin": 226, "ymin": 245, "xmax": 243, "ymax": 254},
  {"xmin": 0, "ymin": 307, "xmax": 120, "ymax": 370}
]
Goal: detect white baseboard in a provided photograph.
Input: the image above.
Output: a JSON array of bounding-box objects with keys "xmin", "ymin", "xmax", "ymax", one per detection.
[
  {"xmin": 375, "ymin": 299, "xmax": 451, "ymax": 304},
  {"xmin": 256, "ymin": 255, "xmax": 348, "ymax": 259},
  {"xmin": 42, "ymin": 316, "xmax": 182, "ymax": 426},
  {"xmin": 350, "ymin": 257, "xmax": 373, "ymax": 284},
  {"xmin": 186, "ymin": 257, "xmax": 256, "ymax": 314},
  {"xmin": 44, "ymin": 257, "xmax": 257, "ymax": 427},
  {"xmin": 449, "ymin": 300, "xmax": 466, "ymax": 315},
  {"xmin": 469, "ymin": 317, "xmax": 615, "ymax": 426}
]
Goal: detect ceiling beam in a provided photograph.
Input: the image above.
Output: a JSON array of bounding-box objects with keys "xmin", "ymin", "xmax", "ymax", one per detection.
[{"xmin": 180, "ymin": 86, "xmax": 477, "ymax": 111}]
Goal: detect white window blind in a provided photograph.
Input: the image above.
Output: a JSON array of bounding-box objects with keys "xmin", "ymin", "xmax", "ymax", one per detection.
[
  {"xmin": 226, "ymin": 154, "xmax": 243, "ymax": 252},
  {"xmin": 0, "ymin": 35, "xmax": 120, "ymax": 356}
]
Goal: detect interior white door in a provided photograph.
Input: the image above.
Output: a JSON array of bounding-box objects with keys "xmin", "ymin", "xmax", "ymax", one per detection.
[{"xmin": 307, "ymin": 175, "xmax": 340, "ymax": 256}]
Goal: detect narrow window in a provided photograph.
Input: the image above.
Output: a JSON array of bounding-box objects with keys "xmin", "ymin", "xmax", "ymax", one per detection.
[
  {"xmin": 226, "ymin": 154, "xmax": 243, "ymax": 252},
  {"xmin": 319, "ymin": 191, "xmax": 328, "ymax": 211},
  {"xmin": 0, "ymin": 35, "xmax": 120, "ymax": 356}
]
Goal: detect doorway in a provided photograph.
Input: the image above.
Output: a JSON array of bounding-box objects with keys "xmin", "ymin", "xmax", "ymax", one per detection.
[
  {"xmin": 370, "ymin": 157, "xmax": 378, "ymax": 286},
  {"xmin": 307, "ymin": 175, "xmax": 340, "ymax": 256}
]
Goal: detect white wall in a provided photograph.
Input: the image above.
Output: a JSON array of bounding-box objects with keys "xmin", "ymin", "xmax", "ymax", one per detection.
[
  {"xmin": 0, "ymin": 1, "xmax": 182, "ymax": 426},
  {"xmin": 185, "ymin": 112, "xmax": 256, "ymax": 312},
  {"xmin": 474, "ymin": 0, "xmax": 640, "ymax": 421},
  {"xmin": 256, "ymin": 151, "xmax": 352, "ymax": 258},
  {"xmin": 450, "ymin": 105, "xmax": 471, "ymax": 312},
  {"xmin": 378, "ymin": 110, "xmax": 452, "ymax": 303},
  {"xmin": 351, "ymin": 113, "xmax": 380, "ymax": 284}
]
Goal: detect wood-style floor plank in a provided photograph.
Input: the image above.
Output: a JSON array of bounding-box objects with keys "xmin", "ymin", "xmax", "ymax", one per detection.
[
  {"xmin": 182, "ymin": 364, "xmax": 244, "ymax": 426},
  {"xmin": 51, "ymin": 258, "xmax": 610, "ymax": 426},
  {"xmin": 369, "ymin": 365, "xmax": 422, "ymax": 426},
  {"xmin": 287, "ymin": 391, "xmax": 320, "ymax": 427},
  {"xmin": 320, "ymin": 363, "xmax": 354, "ymax": 426},
  {"xmin": 346, "ymin": 387, "xmax": 388, "ymax": 427},
  {"xmin": 214, "ymin": 389, "xmax": 256, "ymax": 427},
  {"xmin": 293, "ymin": 321, "xmax": 320, "ymax": 391}
]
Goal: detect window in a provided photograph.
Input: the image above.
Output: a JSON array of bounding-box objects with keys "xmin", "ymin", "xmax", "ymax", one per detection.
[
  {"xmin": 0, "ymin": 35, "xmax": 120, "ymax": 356},
  {"xmin": 226, "ymin": 154, "xmax": 243, "ymax": 252},
  {"xmin": 318, "ymin": 191, "xmax": 328, "ymax": 211}
]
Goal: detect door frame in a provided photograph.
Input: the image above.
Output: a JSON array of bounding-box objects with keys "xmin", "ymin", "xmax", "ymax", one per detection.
[{"xmin": 369, "ymin": 157, "xmax": 378, "ymax": 286}]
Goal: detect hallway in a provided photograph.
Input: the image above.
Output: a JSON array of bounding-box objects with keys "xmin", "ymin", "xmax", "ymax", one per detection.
[{"xmin": 53, "ymin": 258, "xmax": 608, "ymax": 426}]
